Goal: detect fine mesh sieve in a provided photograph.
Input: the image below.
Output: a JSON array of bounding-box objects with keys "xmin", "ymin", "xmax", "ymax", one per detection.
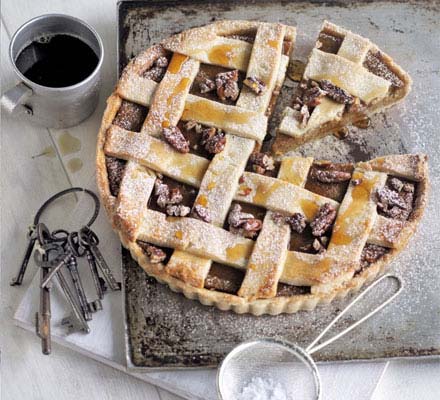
[{"xmin": 217, "ymin": 274, "xmax": 402, "ymax": 400}]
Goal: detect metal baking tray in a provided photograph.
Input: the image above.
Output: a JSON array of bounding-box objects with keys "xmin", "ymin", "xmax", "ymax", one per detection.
[{"xmin": 118, "ymin": 0, "xmax": 440, "ymax": 370}]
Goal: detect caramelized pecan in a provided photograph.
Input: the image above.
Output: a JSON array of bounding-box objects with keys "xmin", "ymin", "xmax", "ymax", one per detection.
[
  {"xmin": 143, "ymin": 67, "xmax": 166, "ymax": 82},
  {"xmin": 319, "ymin": 80, "xmax": 354, "ymax": 105},
  {"xmin": 311, "ymin": 168, "xmax": 352, "ymax": 183},
  {"xmin": 376, "ymin": 187, "xmax": 408, "ymax": 210},
  {"xmin": 139, "ymin": 242, "xmax": 167, "ymax": 264},
  {"xmin": 185, "ymin": 120, "xmax": 203, "ymax": 133},
  {"xmin": 143, "ymin": 56, "xmax": 169, "ymax": 82},
  {"xmin": 155, "ymin": 56, "xmax": 169, "ymax": 68},
  {"xmin": 243, "ymin": 76, "xmax": 266, "ymax": 95},
  {"xmin": 200, "ymin": 127, "xmax": 226, "ymax": 154},
  {"xmin": 228, "ymin": 203, "xmax": 262, "ymax": 239},
  {"xmin": 360, "ymin": 244, "xmax": 389, "ymax": 269},
  {"xmin": 199, "ymin": 77, "xmax": 216, "ymax": 94},
  {"xmin": 168, "ymin": 187, "xmax": 183, "ymax": 205},
  {"xmin": 249, "ymin": 152, "xmax": 275, "ymax": 175},
  {"xmin": 215, "ymin": 70, "xmax": 240, "ymax": 101},
  {"xmin": 376, "ymin": 181, "xmax": 414, "ymax": 221},
  {"xmin": 154, "ymin": 180, "xmax": 184, "ymax": 210},
  {"xmin": 285, "ymin": 213, "xmax": 307, "ymax": 234},
  {"xmin": 302, "ymin": 83, "xmax": 327, "ymax": 107},
  {"xmin": 192, "ymin": 204, "xmax": 212, "ymax": 223},
  {"xmin": 166, "ymin": 204, "xmax": 191, "ymax": 217},
  {"xmin": 106, "ymin": 156, "xmax": 126, "ymax": 197},
  {"xmin": 310, "ymin": 203, "xmax": 337, "ymax": 237},
  {"xmin": 154, "ymin": 179, "xmax": 170, "ymax": 208},
  {"xmin": 162, "ymin": 126, "xmax": 190, "ymax": 153}
]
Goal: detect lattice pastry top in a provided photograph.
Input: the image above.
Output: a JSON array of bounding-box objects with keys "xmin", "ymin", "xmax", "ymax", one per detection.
[{"xmin": 97, "ymin": 20, "xmax": 427, "ymax": 315}]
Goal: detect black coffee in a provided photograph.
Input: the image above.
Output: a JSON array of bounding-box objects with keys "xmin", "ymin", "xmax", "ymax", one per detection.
[{"xmin": 15, "ymin": 34, "xmax": 99, "ymax": 88}]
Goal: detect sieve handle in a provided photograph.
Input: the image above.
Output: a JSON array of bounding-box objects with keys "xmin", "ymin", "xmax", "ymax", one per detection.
[{"xmin": 306, "ymin": 274, "xmax": 402, "ymax": 355}]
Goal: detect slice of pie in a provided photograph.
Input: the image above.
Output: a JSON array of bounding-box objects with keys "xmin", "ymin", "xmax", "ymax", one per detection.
[
  {"xmin": 96, "ymin": 20, "xmax": 427, "ymax": 315},
  {"xmin": 273, "ymin": 21, "xmax": 412, "ymax": 154}
]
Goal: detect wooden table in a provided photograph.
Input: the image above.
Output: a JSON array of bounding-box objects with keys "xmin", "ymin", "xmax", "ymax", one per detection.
[{"xmin": 1, "ymin": 1, "xmax": 439, "ymax": 399}]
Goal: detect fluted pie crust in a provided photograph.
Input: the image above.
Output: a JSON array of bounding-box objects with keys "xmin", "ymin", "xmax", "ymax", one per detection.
[{"xmin": 96, "ymin": 20, "xmax": 428, "ymax": 315}]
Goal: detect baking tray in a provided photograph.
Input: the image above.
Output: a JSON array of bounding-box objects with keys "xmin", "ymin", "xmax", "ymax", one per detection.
[{"xmin": 118, "ymin": 0, "xmax": 440, "ymax": 370}]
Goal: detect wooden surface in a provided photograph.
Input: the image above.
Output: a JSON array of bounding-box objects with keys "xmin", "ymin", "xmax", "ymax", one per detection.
[{"xmin": 1, "ymin": 1, "xmax": 439, "ymax": 399}]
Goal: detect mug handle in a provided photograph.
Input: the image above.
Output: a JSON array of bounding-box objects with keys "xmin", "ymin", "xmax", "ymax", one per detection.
[{"xmin": 1, "ymin": 82, "xmax": 33, "ymax": 116}]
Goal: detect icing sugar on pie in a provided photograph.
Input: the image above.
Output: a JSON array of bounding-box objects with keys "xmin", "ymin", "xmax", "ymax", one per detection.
[{"xmin": 97, "ymin": 20, "xmax": 428, "ymax": 315}]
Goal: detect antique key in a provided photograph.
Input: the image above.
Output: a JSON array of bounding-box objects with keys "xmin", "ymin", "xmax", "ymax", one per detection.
[
  {"xmin": 40, "ymin": 249, "xmax": 73, "ymax": 289},
  {"xmin": 35, "ymin": 246, "xmax": 90, "ymax": 333},
  {"xmin": 33, "ymin": 235, "xmax": 57, "ymax": 355},
  {"xmin": 56, "ymin": 268, "xmax": 90, "ymax": 333},
  {"xmin": 36, "ymin": 224, "xmax": 90, "ymax": 333},
  {"xmin": 79, "ymin": 227, "xmax": 121, "ymax": 292},
  {"xmin": 68, "ymin": 232, "xmax": 103, "ymax": 312},
  {"xmin": 65, "ymin": 253, "xmax": 93, "ymax": 321},
  {"xmin": 10, "ymin": 225, "xmax": 38, "ymax": 286}
]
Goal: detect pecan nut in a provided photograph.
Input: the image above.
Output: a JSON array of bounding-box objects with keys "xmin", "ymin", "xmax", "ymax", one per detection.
[
  {"xmin": 200, "ymin": 127, "xmax": 226, "ymax": 154},
  {"xmin": 139, "ymin": 242, "xmax": 167, "ymax": 264},
  {"xmin": 228, "ymin": 203, "xmax": 262, "ymax": 239},
  {"xmin": 142, "ymin": 56, "xmax": 169, "ymax": 82},
  {"xmin": 166, "ymin": 204, "xmax": 191, "ymax": 217},
  {"xmin": 310, "ymin": 203, "xmax": 337, "ymax": 237},
  {"xmin": 199, "ymin": 77, "xmax": 216, "ymax": 94},
  {"xmin": 243, "ymin": 76, "xmax": 266, "ymax": 95},
  {"xmin": 311, "ymin": 168, "xmax": 352, "ymax": 183},
  {"xmin": 249, "ymin": 152, "xmax": 275, "ymax": 175},
  {"xmin": 376, "ymin": 187, "xmax": 408, "ymax": 210},
  {"xmin": 162, "ymin": 126, "xmax": 190, "ymax": 153},
  {"xmin": 192, "ymin": 204, "xmax": 212, "ymax": 223},
  {"xmin": 106, "ymin": 156, "xmax": 126, "ymax": 197},
  {"xmin": 154, "ymin": 179, "xmax": 171, "ymax": 208},
  {"xmin": 319, "ymin": 80, "xmax": 354, "ymax": 105},
  {"xmin": 285, "ymin": 213, "xmax": 307, "ymax": 234},
  {"xmin": 185, "ymin": 120, "xmax": 203, "ymax": 133},
  {"xmin": 360, "ymin": 243, "xmax": 388, "ymax": 269},
  {"xmin": 155, "ymin": 56, "xmax": 169, "ymax": 68},
  {"xmin": 215, "ymin": 70, "xmax": 240, "ymax": 101},
  {"xmin": 143, "ymin": 66, "xmax": 166, "ymax": 82}
]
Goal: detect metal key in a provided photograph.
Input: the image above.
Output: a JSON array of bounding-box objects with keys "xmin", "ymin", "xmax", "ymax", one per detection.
[
  {"xmin": 68, "ymin": 232, "xmax": 103, "ymax": 311},
  {"xmin": 10, "ymin": 225, "xmax": 38, "ymax": 286},
  {"xmin": 40, "ymin": 249, "xmax": 73, "ymax": 289},
  {"xmin": 35, "ymin": 225, "xmax": 90, "ymax": 334},
  {"xmin": 65, "ymin": 253, "xmax": 92, "ymax": 321},
  {"xmin": 55, "ymin": 267, "xmax": 90, "ymax": 333},
  {"xmin": 33, "ymin": 241, "xmax": 56, "ymax": 355},
  {"xmin": 79, "ymin": 227, "xmax": 121, "ymax": 292}
]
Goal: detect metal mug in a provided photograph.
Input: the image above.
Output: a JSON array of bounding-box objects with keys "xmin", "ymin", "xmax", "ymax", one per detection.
[{"xmin": 1, "ymin": 14, "xmax": 104, "ymax": 128}]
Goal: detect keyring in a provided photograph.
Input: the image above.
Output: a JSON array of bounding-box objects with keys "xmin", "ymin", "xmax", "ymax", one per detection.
[{"xmin": 33, "ymin": 187, "xmax": 100, "ymax": 228}]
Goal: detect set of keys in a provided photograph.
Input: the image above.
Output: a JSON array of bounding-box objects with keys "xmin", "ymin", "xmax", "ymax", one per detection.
[{"xmin": 10, "ymin": 188, "xmax": 121, "ymax": 355}]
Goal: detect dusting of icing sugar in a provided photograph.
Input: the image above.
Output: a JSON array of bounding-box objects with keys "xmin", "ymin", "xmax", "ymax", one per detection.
[{"xmin": 240, "ymin": 377, "xmax": 288, "ymax": 400}]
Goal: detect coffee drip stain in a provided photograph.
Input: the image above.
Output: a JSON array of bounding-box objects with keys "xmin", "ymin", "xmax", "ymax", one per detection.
[
  {"xmin": 67, "ymin": 158, "xmax": 83, "ymax": 173},
  {"xmin": 32, "ymin": 146, "xmax": 56, "ymax": 159},
  {"xmin": 58, "ymin": 131, "xmax": 81, "ymax": 155}
]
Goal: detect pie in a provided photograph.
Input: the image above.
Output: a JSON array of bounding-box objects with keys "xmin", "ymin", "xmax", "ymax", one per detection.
[
  {"xmin": 96, "ymin": 20, "xmax": 428, "ymax": 315},
  {"xmin": 273, "ymin": 20, "xmax": 412, "ymax": 154}
]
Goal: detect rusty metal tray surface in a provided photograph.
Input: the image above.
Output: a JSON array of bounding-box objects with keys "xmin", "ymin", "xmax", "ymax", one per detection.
[{"xmin": 118, "ymin": 0, "xmax": 440, "ymax": 369}]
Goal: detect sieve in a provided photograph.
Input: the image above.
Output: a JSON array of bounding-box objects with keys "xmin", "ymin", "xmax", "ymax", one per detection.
[{"xmin": 217, "ymin": 274, "xmax": 402, "ymax": 400}]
